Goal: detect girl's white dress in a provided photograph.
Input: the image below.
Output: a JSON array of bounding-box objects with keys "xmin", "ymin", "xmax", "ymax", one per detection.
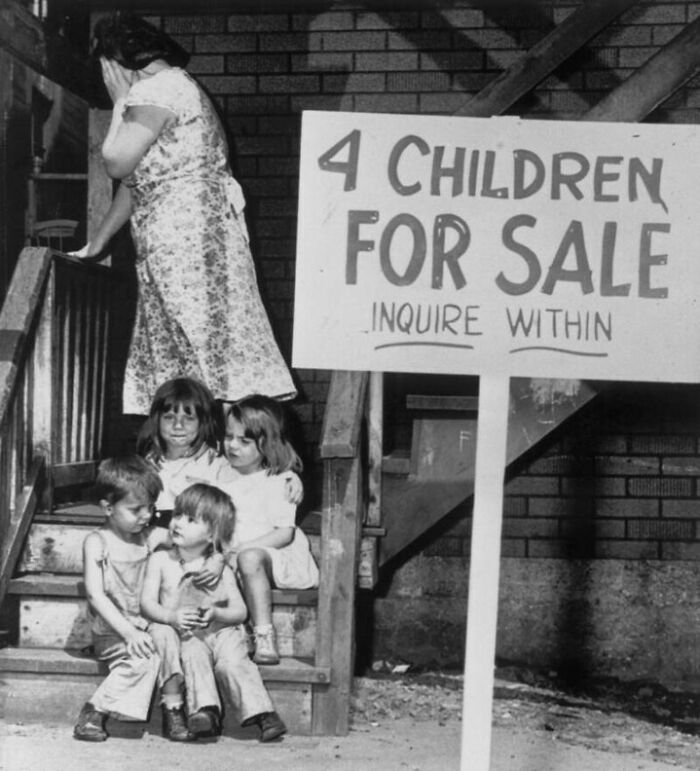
[
  {"xmin": 223, "ymin": 470, "xmax": 319, "ymax": 590},
  {"xmin": 149, "ymin": 447, "xmax": 232, "ymax": 511}
]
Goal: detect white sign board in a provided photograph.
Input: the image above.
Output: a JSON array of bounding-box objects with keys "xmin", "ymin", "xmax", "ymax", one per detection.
[{"xmin": 293, "ymin": 111, "xmax": 700, "ymax": 382}]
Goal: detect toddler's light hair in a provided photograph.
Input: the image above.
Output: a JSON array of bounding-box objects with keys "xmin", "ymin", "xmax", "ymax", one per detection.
[{"xmin": 173, "ymin": 483, "xmax": 235, "ymax": 549}]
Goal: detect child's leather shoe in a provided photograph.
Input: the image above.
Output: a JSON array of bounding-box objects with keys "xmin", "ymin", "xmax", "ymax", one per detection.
[
  {"xmin": 162, "ymin": 705, "xmax": 195, "ymax": 742},
  {"xmin": 253, "ymin": 625, "xmax": 280, "ymax": 665},
  {"xmin": 188, "ymin": 705, "xmax": 221, "ymax": 738},
  {"xmin": 73, "ymin": 702, "xmax": 108, "ymax": 742},
  {"xmin": 257, "ymin": 711, "xmax": 287, "ymax": 742}
]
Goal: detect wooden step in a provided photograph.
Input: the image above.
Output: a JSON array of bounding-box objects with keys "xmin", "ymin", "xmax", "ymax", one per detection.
[
  {"xmin": 0, "ymin": 647, "xmax": 327, "ymax": 734},
  {"xmin": 20, "ymin": 519, "xmax": 323, "ymax": 573},
  {"xmin": 0, "ymin": 645, "xmax": 329, "ymax": 683},
  {"xmin": 8, "ymin": 574, "xmax": 317, "ymax": 657}
]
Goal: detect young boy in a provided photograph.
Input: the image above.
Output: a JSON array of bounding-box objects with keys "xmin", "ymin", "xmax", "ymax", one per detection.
[
  {"xmin": 140, "ymin": 483, "xmax": 287, "ymax": 741},
  {"xmin": 73, "ymin": 456, "xmax": 193, "ymax": 742}
]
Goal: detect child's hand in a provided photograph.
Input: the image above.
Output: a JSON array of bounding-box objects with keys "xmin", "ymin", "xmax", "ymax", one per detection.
[
  {"xmin": 124, "ymin": 628, "xmax": 156, "ymax": 658},
  {"xmin": 171, "ymin": 607, "xmax": 203, "ymax": 634},
  {"xmin": 197, "ymin": 606, "xmax": 214, "ymax": 627},
  {"xmin": 192, "ymin": 552, "xmax": 224, "ymax": 588},
  {"xmin": 284, "ymin": 473, "xmax": 304, "ymax": 505}
]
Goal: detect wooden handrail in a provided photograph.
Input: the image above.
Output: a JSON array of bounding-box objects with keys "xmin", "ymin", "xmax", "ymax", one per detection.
[{"xmin": 0, "ymin": 247, "xmax": 115, "ymax": 607}]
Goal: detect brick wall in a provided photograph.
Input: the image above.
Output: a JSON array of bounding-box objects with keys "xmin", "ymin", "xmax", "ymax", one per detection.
[
  {"xmin": 130, "ymin": 0, "xmax": 700, "ymax": 536},
  {"xmin": 421, "ymin": 383, "xmax": 700, "ymax": 562},
  {"xmin": 106, "ymin": 0, "xmax": 700, "ymax": 677}
]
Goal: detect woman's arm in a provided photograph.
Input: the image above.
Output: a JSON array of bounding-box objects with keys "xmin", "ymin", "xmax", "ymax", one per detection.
[
  {"xmin": 70, "ymin": 183, "xmax": 132, "ymax": 259},
  {"xmin": 83, "ymin": 533, "xmax": 155, "ymax": 657},
  {"xmin": 102, "ymin": 102, "xmax": 173, "ymax": 179}
]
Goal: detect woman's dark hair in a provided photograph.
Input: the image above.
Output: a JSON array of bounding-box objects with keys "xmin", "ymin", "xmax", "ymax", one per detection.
[
  {"xmin": 91, "ymin": 12, "xmax": 190, "ymax": 71},
  {"xmin": 136, "ymin": 377, "xmax": 223, "ymax": 463}
]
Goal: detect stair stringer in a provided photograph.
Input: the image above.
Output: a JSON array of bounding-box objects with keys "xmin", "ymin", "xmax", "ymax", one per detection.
[{"xmin": 378, "ymin": 378, "xmax": 598, "ymax": 566}]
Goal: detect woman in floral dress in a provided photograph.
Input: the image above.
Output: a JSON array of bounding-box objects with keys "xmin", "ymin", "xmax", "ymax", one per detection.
[{"xmin": 73, "ymin": 13, "xmax": 296, "ymax": 414}]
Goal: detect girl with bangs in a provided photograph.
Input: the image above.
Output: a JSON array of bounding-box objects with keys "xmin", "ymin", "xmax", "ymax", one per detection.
[{"xmin": 136, "ymin": 377, "xmax": 229, "ymax": 526}]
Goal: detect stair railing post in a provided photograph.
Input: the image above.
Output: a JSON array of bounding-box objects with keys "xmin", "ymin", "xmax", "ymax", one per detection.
[
  {"xmin": 358, "ymin": 371, "xmax": 383, "ymax": 589},
  {"xmin": 31, "ymin": 257, "xmax": 55, "ymax": 514}
]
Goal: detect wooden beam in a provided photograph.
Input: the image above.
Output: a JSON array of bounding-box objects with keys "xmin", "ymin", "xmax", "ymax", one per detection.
[
  {"xmin": 379, "ymin": 378, "xmax": 598, "ymax": 566},
  {"xmin": 585, "ymin": 16, "xmax": 700, "ymax": 122},
  {"xmin": 312, "ymin": 454, "xmax": 363, "ymax": 735},
  {"xmin": 0, "ymin": 1, "xmax": 105, "ymax": 107},
  {"xmin": 455, "ymin": 0, "xmax": 639, "ymax": 118},
  {"xmin": 319, "ymin": 370, "xmax": 368, "ymax": 459}
]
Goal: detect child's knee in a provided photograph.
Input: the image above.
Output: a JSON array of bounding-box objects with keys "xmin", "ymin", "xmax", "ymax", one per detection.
[
  {"xmin": 149, "ymin": 623, "xmax": 179, "ymax": 649},
  {"xmin": 129, "ymin": 651, "xmax": 161, "ymax": 676},
  {"xmin": 237, "ymin": 548, "xmax": 266, "ymax": 574}
]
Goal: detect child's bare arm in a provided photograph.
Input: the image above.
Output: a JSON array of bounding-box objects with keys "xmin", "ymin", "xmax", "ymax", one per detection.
[
  {"xmin": 192, "ymin": 551, "xmax": 225, "ymax": 588},
  {"xmin": 146, "ymin": 524, "xmax": 172, "ymax": 551},
  {"xmin": 83, "ymin": 533, "xmax": 155, "ymax": 658}
]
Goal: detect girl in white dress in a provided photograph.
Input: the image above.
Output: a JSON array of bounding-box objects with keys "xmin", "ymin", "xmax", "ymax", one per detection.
[{"xmin": 221, "ymin": 395, "xmax": 319, "ymax": 665}]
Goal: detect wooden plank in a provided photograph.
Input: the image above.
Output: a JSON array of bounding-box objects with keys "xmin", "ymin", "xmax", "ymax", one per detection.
[
  {"xmin": 319, "ymin": 370, "xmax": 368, "ymax": 458},
  {"xmin": 411, "ymin": 417, "xmax": 478, "ymax": 481},
  {"xmin": 8, "ymin": 573, "xmax": 318, "ymax": 606},
  {"xmin": 461, "ymin": 375, "xmax": 510, "ymax": 771},
  {"xmin": 312, "ymin": 455, "xmax": 363, "ymax": 735},
  {"xmin": 51, "ymin": 460, "xmax": 98, "ymax": 488},
  {"xmin": 0, "ymin": 248, "xmax": 52, "ymax": 419},
  {"xmin": 357, "ymin": 536, "xmax": 379, "ymax": 590},
  {"xmin": 406, "ymin": 394, "xmax": 479, "ymax": 412},
  {"xmin": 455, "ymin": 0, "xmax": 639, "ymax": 118},
  {"xmin": 0, "ymin": 456, "xmax": 45, "ymax": 605},
  {"xmin": 0, "ymin": 646, "xmax": 330, "ymax": 685},
  {"xmin": 585, "ymin": 16, "xmax": 700, "ymax": 122},
  {"xmin": 380, "ymin": 379, "xmax": 597, "ymax": 566},
  {"xmin": 366, "ymin": 371, "xmax": 383, "ymax": 527},
  {"xmin": 17, "ymin": 595, "xmax": 316, "ymax": 658}
]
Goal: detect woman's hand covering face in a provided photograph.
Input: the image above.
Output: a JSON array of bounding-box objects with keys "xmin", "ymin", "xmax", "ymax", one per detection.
[{"xmin": 101, "ymin": 57, "xmax": 134, "ymax": 104}]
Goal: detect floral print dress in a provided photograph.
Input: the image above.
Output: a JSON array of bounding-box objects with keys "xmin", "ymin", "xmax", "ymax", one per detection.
[{"xmin": 121, "ymin": 67, "xmax": 296, "ymax": 414}]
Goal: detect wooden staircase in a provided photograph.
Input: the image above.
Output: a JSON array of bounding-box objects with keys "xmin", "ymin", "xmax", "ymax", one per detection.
[
  {"xmin": 4, "ymin": 505, "xmax": 328, "ymax": 734},
  {"xmin": 4, "ymin": 0, "xmax": 700, "ymax": 740}
]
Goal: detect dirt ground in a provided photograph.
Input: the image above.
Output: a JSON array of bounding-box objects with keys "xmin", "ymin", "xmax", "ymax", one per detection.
[{"xmin": 4, "ymin": 669, "xmax": 700, "ymax": 770}]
